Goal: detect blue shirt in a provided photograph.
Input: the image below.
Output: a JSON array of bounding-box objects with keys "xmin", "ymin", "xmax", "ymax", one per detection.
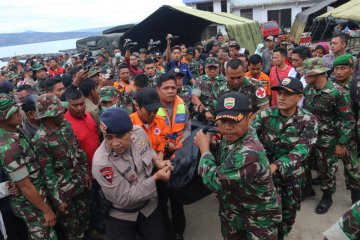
[{"xmin": 166, "ymin": 61, "xmax": 193, "ymax": 85}]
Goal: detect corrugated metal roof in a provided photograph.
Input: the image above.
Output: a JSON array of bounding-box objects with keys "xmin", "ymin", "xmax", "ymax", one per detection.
[{"xmin": 230, "ymin": 0, "xmax": 312, "ymax": 8}]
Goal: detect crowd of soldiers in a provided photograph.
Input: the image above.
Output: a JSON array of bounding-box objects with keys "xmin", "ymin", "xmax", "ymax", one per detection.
[{"xmin": 0, "ymin": 30, "xmax": 359, "ymax": 240}]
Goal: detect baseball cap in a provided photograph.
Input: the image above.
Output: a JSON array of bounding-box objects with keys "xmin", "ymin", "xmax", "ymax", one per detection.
[
  {"xmin": 168, "ymin": 67, "xmax": 184, "ymax": 77},
  {"xmin": 303, "ymin": 58, "xmax": 330, "ymax": 76},
  {"xmin": 215, "ymin": 92, "xmax": 251, "ymax": 122},
  {"xmin": 266, "ymin": 36, "xmax": 274, "ymax": 41},
  {"xmin": 271, "ymin": 77, "xmax": 303, "ymax": 94},
  {"xmin": 136, "ymin": 87, "xmax": 162, "ymax": 112},
  {"xmin": 186, "ymin": 47, "xmax": 195, "ymax": 56},
  {"xmin": 22, "ymin": 94, "xmax": 39, "ymax": 112},
  {"xmin": 100, "ymin": 108, "xmax": 133, "ymax": 135},
  {"xmin": 205, "ymin": 57, "xmax": 219, "ymax": 67}
]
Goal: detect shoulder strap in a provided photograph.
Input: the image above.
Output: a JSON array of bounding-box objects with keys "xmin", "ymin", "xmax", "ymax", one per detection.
[{"xmin": 275, "ymin": 67, "xmax": 281, "ymax": 83}]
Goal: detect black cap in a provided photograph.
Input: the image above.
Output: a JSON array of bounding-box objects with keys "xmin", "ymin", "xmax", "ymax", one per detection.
[
  {"xmin": 22, "ymin": 94, "xmax": 38, "ymax": 112},
  {"xmin": 136, "ymin": 88, "xmax": 162, "ymax": 112},
  {"xmin": 271, "ymin": 77, "xmax": 304, "ymax": 94},
  {"xmin": 100, "ymin": 108, "xmax": 133, "ymax": 135},
  {"xmin": 168, "ymin": 67, "xmax": 184, "ymax": 77},
  {"xmin": 186, "ymin": 47, "xmax": 195, "ymax": 56},
  {"xmin": 215, "ymin": 92, "xmax": 251, "ymax": 122}
]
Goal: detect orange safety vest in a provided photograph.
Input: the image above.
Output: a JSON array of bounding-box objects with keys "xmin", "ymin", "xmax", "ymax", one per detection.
[{"xmin": 157, "ymin": 96, "xmax": 186, "ymax": 144}]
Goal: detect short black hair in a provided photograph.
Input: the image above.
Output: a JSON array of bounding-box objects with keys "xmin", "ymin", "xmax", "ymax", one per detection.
[
  {"xmin": 238, "ymin": 54, "xmax": 249, "ymax": 63},
  {"xmin": 16, "ymin": 84, "xmax": 33, "ymax": 92},
  {"xmin": 248, "ymin": 54, "xmax": 263, "ymax": 65},
  {"xmin": 333, "ymin": 33, "xmax": 348, "ymax": 46},
  {"xmin": 78, "ymin": 78, "xmax": 96, "ymax": 97},
  {"xmin": 69, "ymin": 66, "xmax": 82, "ymax": 79},
  {"xmin": 194, "ymin": 42, "xmax": 202, "ymax": 47},
  {"xmin": 226, "ymin": 58, "xmax": 245, "ymax": 70},
  {"xmin": 118, "ymin": 63, "xmax": 129, "ymax": 70},
  {"xmin": 156, "ymin": 73, "xmax": 175, "ymax": 88},
  {"xmin": 273, "ymin": 47, "xmax": 288, "ymax": 57},
  {"xmin": 0, "ymin": 81, "xmax": 13, "ymax": 94},
  {"xmin": 143, "ymin": 58, "xmax": 155, "ymax": 65},
  {"xmin": 229, "ymin": 43, "xmax": 240, "ymax": 50},
  {"xmin": 171, "ymin": 45, "xmax": 181, "ymax": 53},
  {"xmin": 134, "ymin": 74, "xmax": 149, "ymax": 88},
  {"xmin": 194, "ymin": 46, "xmax": 202, "ymax": 53},
  {"xmin": 44, "ymin": 77, "xmax": 62, "ymax": 91},
  {"xmin": 61, "ymin": 74, "xmax": 72, "ymax": 88},
  {"xmin": 292, "ymin": 46, "xmax": 312, "ymax": 60},
  {"xmin": 64, "ymin": 87, "xmax": 84, "ymax": 101}
]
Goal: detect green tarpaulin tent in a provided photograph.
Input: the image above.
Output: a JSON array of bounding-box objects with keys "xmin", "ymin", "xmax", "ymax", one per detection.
[
  {"xmin": 316, "ymin": 0, "xmax": 360, "ymax": 22},
  {"xmin": 120, "ymin": 5, "xmax": 262, "ymax": 53}
]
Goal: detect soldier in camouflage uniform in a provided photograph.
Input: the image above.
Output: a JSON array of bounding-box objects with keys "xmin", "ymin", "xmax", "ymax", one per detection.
[
  {"xmin": 333, "ymin": 54, "xmax": 360, "ymax": 203},
  {"xmin": 191, "ymin": 57, "xmax": 226, "ymax": 122},
  {"xmin": 194, "ymin": 92, "xmax": 282, "ymax": 239},
  {"xmin": 4, "ymin": 71, "xmax": 22, "ymax": 88},
  {"xmin": 169, "ymin": 67, "xmax": 192, "ymax": 107},
  {"xmin": 98, "ymin": 86, "xmax": 123, "ymax": 112},
  {"xmin": 0, "ymin": 94, "xmax": 57, "ymax": 240},
  {"xmin": 143, "ymin": 58, "xmax": 160, "ymax": 88},
  {"xmin": 185, "ymin": 47, "xmax": 201, "ymax": 78},
  {"xmin": 252, "ymin": 77, "xmax": 318, "ymax": 239},
  {"xmin": 32, "ymin": 93, "xmax": 91, "ymax": 240},
  {"xmin": 220, "ymin": 58, "xmax": 270, "ymax": 114},
  {"xmin": 302, "ymin": 58, "xmax": 357, "ymax": 214},
  {"xmin": 323, "ymin": 200, "xmax": 360, "ymax": 240},
  {"xmin": 96, "ymin": 51, "xmax": 111, "ymax": 72},
  {"xmin": 32, "ymin": 63, "xmax": 48, "ymax": 93}
]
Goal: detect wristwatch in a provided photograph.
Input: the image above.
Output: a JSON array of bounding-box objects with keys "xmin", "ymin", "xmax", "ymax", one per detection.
[{"xmin": 204, "ymin": 107, "xmax": 210, "ymax": 113}]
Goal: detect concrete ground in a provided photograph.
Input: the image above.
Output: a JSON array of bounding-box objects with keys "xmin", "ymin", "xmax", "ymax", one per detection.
[{"xmin": 183, "ymin": 164, "xmax": 352, "ymax": 240}]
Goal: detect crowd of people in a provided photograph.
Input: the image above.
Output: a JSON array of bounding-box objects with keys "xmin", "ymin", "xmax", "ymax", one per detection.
[{"xmin": 0, "ymin": 30, "xmax": 359, "ymax": 240}]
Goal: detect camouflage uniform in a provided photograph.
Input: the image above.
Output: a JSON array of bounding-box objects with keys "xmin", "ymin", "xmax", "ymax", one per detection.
[
  {"xmin": 32, "ymin": 94, "xmax": 90, "ymax": 240},
  {"xmin": 198, "ymin": 129, "xmax": 282, "ymax": 239},
  {"xmin": 192, "ymin": 74, "xmax": 226, "ymax": 115},
  {"xmin": 0, "ymin": 94, "xmax": 57, "ymax": 240},
  {"xmin": 323, "ymin": 200, "xmax": 360, "ymax": 240},
  {"xmin": 252, "ymin": 107, "xmax": 318, "ymax": 237},
  {"xmin": 178, "ymin": 85, "xmax": 192, "ymax": 107},
  {"xmin": 303, "ymin": 59, "xmax": 357, "ymax": 195},
  {"xmin": 32, "ymin": 63, "xmax": 47, "ymax": 93},
  {"xmin": 188, "ymin": 59, "xmax": 201, "ymax": 78},
  {"xmin": 146, "ymin": 73, "xmax": 160, "ymax": 88},
  {"xmin": 219, "ymin": 76, "xmax": 269, "ymax": 113}
]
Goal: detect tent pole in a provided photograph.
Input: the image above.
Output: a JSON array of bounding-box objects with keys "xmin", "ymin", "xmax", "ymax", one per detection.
[
  {"xmin": 319, "ymin": 20, "xmax": 330, "ymax": 42},
  {"xmin": 310, "ymin": 20, "xmax": 320, "ymax": 44}
]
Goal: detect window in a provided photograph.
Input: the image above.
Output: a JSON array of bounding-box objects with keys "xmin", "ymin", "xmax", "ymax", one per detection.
[
  {"xmin": 221, "ymin": 0, "xmax": 227, "ymax": 12},
  {"xmin": 268, "ymin": 9, "xmax": 291, "ymax": 28},
  {"xmin": 240, "ymin": 9, "xmax": 253, "ymax": 20},
  {"xmin": 196, "ymin": 2, "xmax": 214, "ymax": 12}
]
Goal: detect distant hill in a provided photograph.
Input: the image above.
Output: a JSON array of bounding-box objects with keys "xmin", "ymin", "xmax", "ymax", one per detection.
[{"xmin": 0, "ymin": 27, "xmax": 115, "ymax": 47}]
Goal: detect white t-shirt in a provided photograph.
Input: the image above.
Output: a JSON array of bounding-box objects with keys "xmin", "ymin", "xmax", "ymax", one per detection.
[{"xmin": 288, "ymin": 68, "xmax": 307, "ymax": 107}]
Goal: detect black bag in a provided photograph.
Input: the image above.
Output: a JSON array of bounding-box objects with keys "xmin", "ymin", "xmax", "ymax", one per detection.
[{"xmin": 166, "ymin": 122, "xmax": 212, "ymax": 205}]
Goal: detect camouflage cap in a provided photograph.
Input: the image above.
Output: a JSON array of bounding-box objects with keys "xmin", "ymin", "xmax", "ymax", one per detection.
[
  {"xmin": 4, "ymin": 71, "xmax": 21, "ymax": 81},
  {"xmin": 99, "ymin": 86, "xmax": 119, "ymax": 102},
  {"xmin": 0, "ymin": 94, "xmax": 19, "ymax": 121},
  {"xmin": 205, "ymin": 57, "xmax": 219, "ymax": 67},
  {"xmin": 303, "ymin": 58, "xmax": 330, "ymax": 76},
  {"xmin": 32, "ymin": 63, "xmax": 46, "ymax": 71},
  {"xmin": 34, "ymin": 93, "xmax": 67, "ymax": 120},
  {"xmin": 89, "ymin": 67, "xmax": 102, "ymax": 77}
]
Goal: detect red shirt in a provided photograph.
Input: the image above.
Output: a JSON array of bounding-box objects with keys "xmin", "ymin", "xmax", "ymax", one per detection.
[
  {"xmin": 48, "ymin": 67, "xmax": 64, "ymax": 76},
  {"xmin": 125, "ymin": 57, "xmax": 144, "ymax": 76},
  {"xmin": 64, "ymin": 111, "xmax": 100, "ymax": 172},
  {"xmin": 269, "ymin": 65, "xmax": 292, "ymax": 106}
]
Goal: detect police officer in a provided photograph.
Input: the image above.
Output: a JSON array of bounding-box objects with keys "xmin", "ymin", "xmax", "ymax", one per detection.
[
  {"xmin": 302, "ymin": 58, "xmax": 356, "ymax": 214},
  {"xmin": 32, "ymin": 93, "xmax": 91, "ymax": 239},
  {"xmin": 0, "ymin": 94, "xmax": 57, "ymax": 240},
  {"xmin": 191, "ymin": 57, "xmax": 226, "ymax": 122},
  {"xmin": 252, "ymin": 77, "xmax": 318, "ymax": 239},
  {"xmin": 194, "ymin": 92, "xmax": 282, "ymax": 239},
  {"xmin": 92, "ymin": 108, "xmax": 172, "ymax": 240},
  {"xmin": 333, "ymin": 54, "xmax": 360, "ymax": 203}
]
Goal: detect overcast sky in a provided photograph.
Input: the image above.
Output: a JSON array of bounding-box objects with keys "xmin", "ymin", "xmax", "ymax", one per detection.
[{"xmin": 0, "ymin": 0, "xmax": 185, "ymax": 33}]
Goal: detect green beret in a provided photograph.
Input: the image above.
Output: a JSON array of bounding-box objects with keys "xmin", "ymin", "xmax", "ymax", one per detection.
[{"xmin": 333, "ymin": 53, "xmax": 354, "ymax": 67}]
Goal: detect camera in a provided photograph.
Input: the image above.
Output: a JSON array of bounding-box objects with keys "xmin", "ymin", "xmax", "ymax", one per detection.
[
  {"xmin": 168, "ymin": 35, "xmax": 180, "ymax": 40},
  {"xmin": 123, "ymin": 39, "xmax": 138, "ymax": 49}
]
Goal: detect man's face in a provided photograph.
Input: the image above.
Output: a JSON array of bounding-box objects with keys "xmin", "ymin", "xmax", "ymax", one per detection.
[
  {"xmin": 130, "ymin": 56, "xmax": 138, "ymax": 67},
  {"xmin": 156, "ymin": 80, "xmax": 177, "ymax": 104},
  {"xmin": 175, "ymin": 74, "xmax": 184, "ymax": 88},
  {"xmin": 50, "ymin": 60, "xmax": 58, "ymax": 68},
  {"xmin": 4, "ymin": 110, "xmax": 22, "ymax": 128},
  {"xmin": 272, "ymin": 52, "xmax": 285, "ymax": 67},
  {"xmin": 265, "ymin": 40, "xmax": 274, "ymax": 48},
  {"xmin": 136, "ymin": 105, "xmax": 158, "ymax": 124},
  {"xmin": 212, "ymin": 45, "xmax": 220, "ymax": 53},
  {"xmin": 71, "ymin": 57, "xmax": 78, "ymax": 65},
  {"xmin": 195, "ymin": 49, "xmax": 201, "ymax": 59},
  {"xmin": 104, "ymin": 131, "xmax": 132, "ymax": 155},
  {"xmin": 144, "ymin": 63, "xmax": 156, "ymax": 77},
  {"xmin": 277, "ymin": 90, "xmax": 302, "ymax": 111},
  {"xmin": 119, "ymin": 68, "xmax": 130, "ymax": 82},
  {"xmin": 334, "ymin": 65, "xmax": 353, "ymax": 82},
  {"xmin": 291, "ymin": 53, "xmax": 304, "ymax": 68},
  {"xmin": 51, "ymin": 112, "xmax": 65, "ymax": 126},
  {"xmin": 229, "ymin": 47, "xmax": 239, "ymax": 58},
  {"xmin": 216, "ymin": 117, "xmax": 249, "ymax": 143},
  {"xmin": 248, "ymin": 62, "xmax": 262, "ymax": 78},
  {"xmin": 217, "ymin": 36, "xmax": 224, "ymax": 43},
  {"xmin": 171, "ymin": 49, "xmax": 181, "ymax": 62},
  {"xmin": 96, "ymin": 56, "xmax": 105, "ymax": 64},
  {"xmin": 17, "ymin": 90, "xmax": 30, "ymax": 102},
  {"xmin": 304, "ymin": 74, "xmax": 320, "ymax": 85},
  {"xmin": 314, "ymin": 49, "xmax": 325, "ymax": 58},
  {"xmin": 180, "ymin": 45, "xmax": 187, "ymax": 55},
  {"xmin": 100, "ymin": 97, "xmax": 119, "ymax": 108},
  {"xmin": 331, "ymin": 37, "xmax": 346, "ymax": 54},
  {"xmin": 36, "ymin": 69, "xmax": 47, "ymax": 80},
  {"xmin": 67, "ymin": 97, "xmax": 86, "ymax": 119},
  {"xmin": 225, "ymin": 66, "xmax": 245, "ymax": 91},
  {"xmin": 52, "ymin": 82, "xmax": 65, "ymax": 98},
  {"xmin": 205, "ymin": 66, "xmax": 219, "ymax": 79}
]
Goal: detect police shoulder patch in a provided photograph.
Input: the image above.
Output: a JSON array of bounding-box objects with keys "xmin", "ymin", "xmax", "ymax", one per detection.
[{"xmin": 99, "ymin": 167, "xmax": 113, "ymax": 183}]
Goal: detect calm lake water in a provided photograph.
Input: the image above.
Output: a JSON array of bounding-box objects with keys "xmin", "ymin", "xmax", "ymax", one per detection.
[{"xmin": 0, "ymin": 38, "xmax": 80, "ymax": 67}]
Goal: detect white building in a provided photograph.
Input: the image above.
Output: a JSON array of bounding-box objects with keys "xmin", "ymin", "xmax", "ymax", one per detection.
[{"xmin": 183, "ymin": 0, "xmax": 322, "ymax": 28}]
